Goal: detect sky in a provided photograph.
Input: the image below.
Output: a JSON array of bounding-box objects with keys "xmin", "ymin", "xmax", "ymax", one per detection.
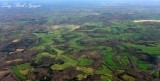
[
  {"xmin": 0, "ymin": 0, "xmax": 160, "ymax": 2},
  {"xmin": 1, "ymin": 0, "xmax": 160, "ymax": 5}
]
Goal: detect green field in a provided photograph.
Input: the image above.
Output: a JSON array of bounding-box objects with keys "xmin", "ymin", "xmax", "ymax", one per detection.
[
  {"xmin": 10, "ymin": 63, "xmax": 31, "ymax": 80},
  {"xmin": 123, "ymin": 43, "xmax": 160, "ymax": 55}
]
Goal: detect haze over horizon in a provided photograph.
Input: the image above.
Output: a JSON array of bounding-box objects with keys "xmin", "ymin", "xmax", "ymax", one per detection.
[{"xmin": 1, "ymin": 0, "xmax": 160, "ymax": 4}]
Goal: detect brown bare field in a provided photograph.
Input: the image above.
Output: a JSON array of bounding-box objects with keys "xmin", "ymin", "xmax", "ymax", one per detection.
[
  {"xmin": 0, "ymin": 70, "xmax": 10, "ymax": 77},
  {"xmin": 133, "ymin": 20, "xmax": 160, "ymax": 23},
  {"xmin": 6, "ymin": 59, "xmax": 23, "ymax": 64}
]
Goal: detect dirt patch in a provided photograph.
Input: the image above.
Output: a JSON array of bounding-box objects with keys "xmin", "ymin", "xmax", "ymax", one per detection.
[
  {"xmin": 6, "ymin": 59, "xmax": 23, "ymax": 64},
  {"xmin": 133, "ymin": 20, "xmax": 160, "ymax": 23},
  {"xmin": 16, "ymin": 49, "xmax": 24, "ymax": 52},
  {"xmin": 12, "ymin": 39, "xmax": 20, "ymax": 43},
  {"xmin": 0, "ymin": 69, "xmax": 10, "ymax": 77},
  {"xmin": 0, "ymin": 68, "xmax": 16, "ymax": 81}
]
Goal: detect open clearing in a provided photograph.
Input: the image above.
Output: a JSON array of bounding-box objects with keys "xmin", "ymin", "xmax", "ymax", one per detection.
[{"xmin": 133, "ymin": 20, "xmax": 160, "ymax": 23}]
